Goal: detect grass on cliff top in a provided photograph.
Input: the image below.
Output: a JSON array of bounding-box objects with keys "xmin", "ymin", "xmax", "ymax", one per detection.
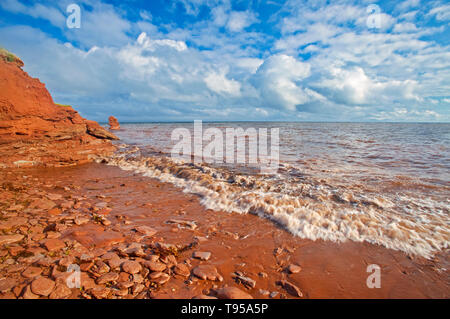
[
  {"xmin": 0, "ymin": 48, "xmax": 19, "ymax": 62},
  {"xmin": 55, "ymin": 103, "xmax": 72, "ymax": 108}
]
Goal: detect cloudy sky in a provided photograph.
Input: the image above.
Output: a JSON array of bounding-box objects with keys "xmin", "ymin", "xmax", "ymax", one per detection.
[{"xmin": 0, "ymin": 0, "xmax": 449, "ymax": 122}]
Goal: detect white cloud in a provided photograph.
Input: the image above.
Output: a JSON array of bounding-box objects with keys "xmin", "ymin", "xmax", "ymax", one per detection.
[
  {"xmin": 0, "ymin": 0, "xmax": 65, "ymax": 27},
  {"xmin": 204, "ymin": 70, "xmax": 241, "ymax": 96},
  {"xmin": 252, "ymin": 54, "xmax": 312, "ymax": 111},
  {"xmin": 226, "ymin": 11, "xmax": 258, "ymax": 32}
]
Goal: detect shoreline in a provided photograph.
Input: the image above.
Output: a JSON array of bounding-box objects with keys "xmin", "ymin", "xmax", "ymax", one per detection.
[{"xmin": 0, "ymin": 162, "xmax": 449, "ymax": 299}]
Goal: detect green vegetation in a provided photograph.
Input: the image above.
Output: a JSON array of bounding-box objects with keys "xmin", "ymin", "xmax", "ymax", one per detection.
[
  {"xmin": 0, "ymin": 47, "xmax": 18, "ymax": 62},
  {"xmin": 55, "ymin": 103, "xmax": 72, "ymax": 108}
]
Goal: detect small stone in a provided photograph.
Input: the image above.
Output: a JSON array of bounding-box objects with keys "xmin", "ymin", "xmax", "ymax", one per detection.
[
  {"xmin": 174, "ymin": 263, "xmax": 190, "ymax": 277},
  {"xmin": 48, "ymin": 208, "xmax": 62, "ymax": 216},
  {"xmin": 74, "ymin": 216, "xmax": 89, "ymax": 226},
  {"xmin": 193, "ymin": 251, "xmax": 211, "ymax": 261},
  {"xmin": 122, "ymin": 260, "xmax": 142, "ymax": 274},
  {"xmin": 90, "ymin": 287, "xmax": 110, "ymax": 299},
  {"xmin": 134, "ymin": 226, "xmax": 157, "ymax": 237},
  {"xmin": 143, "ymin": 260, "xmax": 166, "ymax": 272},
  {"xmin": 0, "ymin": 278, "xmax": 17, "ymax": 293},
  {"xmin": 232, "ymin": 272, "xmax": 256, "ymax": 289},
  {"xmin": 22, "ymin": 266, "xmax": 43, "ymax": 279},
  {"xmin": 215, "ymin": 287, "xmax": 253, "ymax": 299},
  {"xmin": 192, "ymin": 265, "xmax": 223, "ymax": 281},
  {"xmin": 107, "ymin": 258, "xmax": 124, "ymax": 269},
  {"xmin": 259, "ymin": 289, "xmax": 270, "ymax": 296},
  {"xmin": 151, "ymin": 273, "xmax": 170, "ymax": 285},
  {"xmin": 278, "ymin": 280, "xmax": 303, "ymax": 297},
  {"xmin": 132, "ymin": 283, "xmax": 145, "ymax": 294},
  {"xmin": 94, "ymin": 261, "xmax": 110, "ymax": 274},
  {"xmin": 58, "ymin": 256, "xmax": 75, "ymax": 267},
  {"xmin": 31, "ymin": 277, "xmax": 56, "ymax": 296},
  {"xmin": 0, "ymin": 234, "xmax": 24, "ymax": 245},
  {"xmin": 22, "ymin": 285, "xmax": 39, "ymax": 299},
  {"xmin": 43, "ymin": 238, "xmax": 65, "ymax": 252},
  {"xmin": 96, "ymin": 272, "xmax": 119, "ymax": 285},
  {"xmin": 287, "ymin": 264, "xmax": 302, "ymax": 274},
  {"xmin": 101, "ymin": 252, "xmax": 120, "ymax": 261},
  {"xmin": 192, "ymin": 294, "xmax": 218, "ymax": 299},
  {"xmin": 49, "ymin": 283, "xmax": 72, "ymax": 299}
]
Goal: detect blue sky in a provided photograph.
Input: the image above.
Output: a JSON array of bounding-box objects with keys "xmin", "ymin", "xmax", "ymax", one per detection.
[{"xmin": 0, "ymin": 0, "xmax": 449, "ymax": 122}]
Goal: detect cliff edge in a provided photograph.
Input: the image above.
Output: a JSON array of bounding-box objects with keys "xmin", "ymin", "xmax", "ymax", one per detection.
[{"xmin": 0, "ymin": 49, "xmax": 118, "ymax": 168}]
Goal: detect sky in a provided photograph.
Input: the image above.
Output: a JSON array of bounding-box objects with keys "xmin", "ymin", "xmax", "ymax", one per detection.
[{"xmin": 0, "ymin": 0, "xmax": 449, "ymax": 122}]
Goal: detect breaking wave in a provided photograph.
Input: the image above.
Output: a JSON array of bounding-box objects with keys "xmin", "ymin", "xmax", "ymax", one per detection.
[{"xmin": 98, "ymin": 145, "xmax": 450, "ymax": 259}]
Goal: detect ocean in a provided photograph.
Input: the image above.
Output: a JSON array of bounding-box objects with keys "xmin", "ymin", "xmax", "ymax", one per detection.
[{"xmin": 99, "ymin": 122, "xmax": 450, "ymax": 259}]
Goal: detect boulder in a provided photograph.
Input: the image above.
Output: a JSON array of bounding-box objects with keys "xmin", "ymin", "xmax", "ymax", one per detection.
[{"xmin": 108, "ymin": 116, "xmax": 120, "ymax": 130}]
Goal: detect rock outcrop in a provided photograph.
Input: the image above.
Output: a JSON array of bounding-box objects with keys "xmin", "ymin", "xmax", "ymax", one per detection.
[
  {"xmin": 0, "ymin": 49, "xmax": 118, "ymax": 168},
  {"xmin": 108, "ymin": 116, "xmax": 120, "ymax": 130}
]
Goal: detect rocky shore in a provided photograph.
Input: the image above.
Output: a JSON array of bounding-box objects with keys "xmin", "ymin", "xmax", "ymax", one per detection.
[
  {"xmin": 0, "ymin": 49, "xmax": 117, "ymax": 168},
  {"xmin": 0, "ymin": 50, "xmax": 448, "ymax": 299},
  {"xmin": 0, "ymin": 164, "xmax": 448, "ymax": 299}
]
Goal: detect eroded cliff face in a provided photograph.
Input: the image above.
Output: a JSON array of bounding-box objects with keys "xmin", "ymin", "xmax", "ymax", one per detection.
[{"xmin": 0, "ymin": 50, "xmax": 118, "ymax": 168}]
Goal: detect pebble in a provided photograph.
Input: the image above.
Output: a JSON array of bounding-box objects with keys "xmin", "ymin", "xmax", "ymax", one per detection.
[
  {"xmin": 122, "ymin": 260, "xmax": 142, "ymax": 274},
  {"xmin": 22, "ymin": 266, "xmax": 43, "ymax": 279},
  {"xmin": 193, "ymin": 251, "xmax": 211, "ymax": 261},
  {"xmin": 96, "ymin": 272, "xmax": 119, "ymax": 284},
  {"xmin": 287, "ymin": 264, "xmax": 302, "ymax": 274},
  {"xmin": 0, "ymin": 234, "xmax": 24, "ymax": 245},
  {"xmin": 174, "ymin": 263, "xmax": 190, "ymax": 277},
  {"xmin": 143, "ymin": 261, "xmax": 166, "ymax": 272},
  {"xmin": 31, "ymin": 277, "xmax": 56, "ymax": 296},
  {"xmin": 278, "ymin": 280, "xmax": 303, "ymax": 297},
  {"xmin": 192, "ymin": 265, "xmax": 223, "ymax": 281},
  {"xmin": 215, "ymin": 286, "xmax": 253, "ymax": 299},
  {"xmin": 90, "ymin": 287, "xmax": 110, "ymax": 299},
  {"xmin": 22, "ymin": 285, "xmax": 39, "ymax": 299},
  {"xmin": 134, "ymin": 226, "xmax": 157, "ymax": 237},
  {"xmin": 43, "ymin": 238, "xmax": 65, "ymax": 252},
  {"xmin": 49, "ymin": 283, "xmax": 72, "ymax": 299},
  {"xmin": 0, "ymin": 278, "xmax": 17, "ymax": 293}
]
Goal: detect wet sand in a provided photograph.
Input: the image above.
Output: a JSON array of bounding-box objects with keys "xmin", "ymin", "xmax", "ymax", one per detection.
[{"xmin": 1, "ymin": 163, "xmax": 449, "ymax": 299}]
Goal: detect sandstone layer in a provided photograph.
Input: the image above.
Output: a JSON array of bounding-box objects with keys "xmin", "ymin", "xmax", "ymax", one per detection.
[
  {"xmin": 0, "ymin": 50, "xmax": 118, "ymax": 168},
  {"xmin": 108, "ymin": 116, "xmax": 120, "ymax": 130}
]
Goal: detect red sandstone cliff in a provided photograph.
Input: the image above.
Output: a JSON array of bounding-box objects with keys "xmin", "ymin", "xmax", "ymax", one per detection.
[{"xmin": 0, "ymin": 49, "xmax": 118, "ymax": 168}]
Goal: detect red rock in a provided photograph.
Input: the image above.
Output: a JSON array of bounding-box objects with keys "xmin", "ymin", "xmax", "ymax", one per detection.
[
  {"xmin": 89, "ymin": 287, "xmax": 110, "ymax": 299},
  {"xmin": 0, "ymin": 234, "xmax": 24, "ymax": 245},
  {"xmin": 192, "ymin": 265, "xmax": 223, "ymax": 281},
  {"xmin": 287, "ymin": 264, "xmax": 302, "ymax": 274},
  {"xmin": 31, "ymin": 277, "xmax": 56, "ymax": 296},
  {"xmin": 0, "ymin": 50, "xmax": 118, "ymax": 168},
  {"xmin": 22, "ymin": 266, "xmax": 43, "ymax": 279},
  {"xmin": 22, "ymin": 285, "xmax": 39, "ymax": 299},
  {"xmin": 143, "ymin": 261, "xmax": 166, "ymax": 272},
  {"xmin": 174, "ymin": 263, "xmax": 190, "ymax": 277},
  {"xmin": 193, "ymin": 251, "xmax": 211, "ymax": 261},
  {"xmin": 108, "ymin": 116, "xmax": 120, "ymax": 130},
  {"xmin": 192, "ymin": 295, "xmax": 218, "ymax": 299},
  {"xmin": 96, "ymin": 272, "xmax": 119, "ymax": 284},
  {"xmin": 0, "ymin": 278, "xmax": 17, "ymax": 293},
  {"xmin": 49, "ymin": 283, "xmax": 72, "ymax": 299},
  {"xmin": 134, "ymin": 225, "xmax": 157, "ymax": 237},
  {"xmin": 43, "ymin": 238, "xmax": 65, "ymax": 252},
  {"xmin": 278, "ymin": 280, "xmax": 303, "ymax": 297},
  {"xmin": 48, "ymin": 208, "xmax": 62, "ymax": 216},
  {"xmin": 122, "ymin": 260, "xmax": 142, "ymax": 274},
  {"xmin": 215, "ymin": 287, "xmax": 253, "ymax": 299}
]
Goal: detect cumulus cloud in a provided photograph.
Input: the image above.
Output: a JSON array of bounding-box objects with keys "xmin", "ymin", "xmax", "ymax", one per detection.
[
  {"xmin": 252, "ymin": 54, "xmax": 312, "ymax": 111},
  {"xmin": 0, "ymin": 0, "xmax": 448, "ymax": 122}
]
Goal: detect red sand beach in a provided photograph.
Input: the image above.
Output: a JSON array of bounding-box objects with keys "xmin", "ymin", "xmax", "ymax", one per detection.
[{"xmin": 1, "ymin": 163, "xmax": 448, "ymax": 299}]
